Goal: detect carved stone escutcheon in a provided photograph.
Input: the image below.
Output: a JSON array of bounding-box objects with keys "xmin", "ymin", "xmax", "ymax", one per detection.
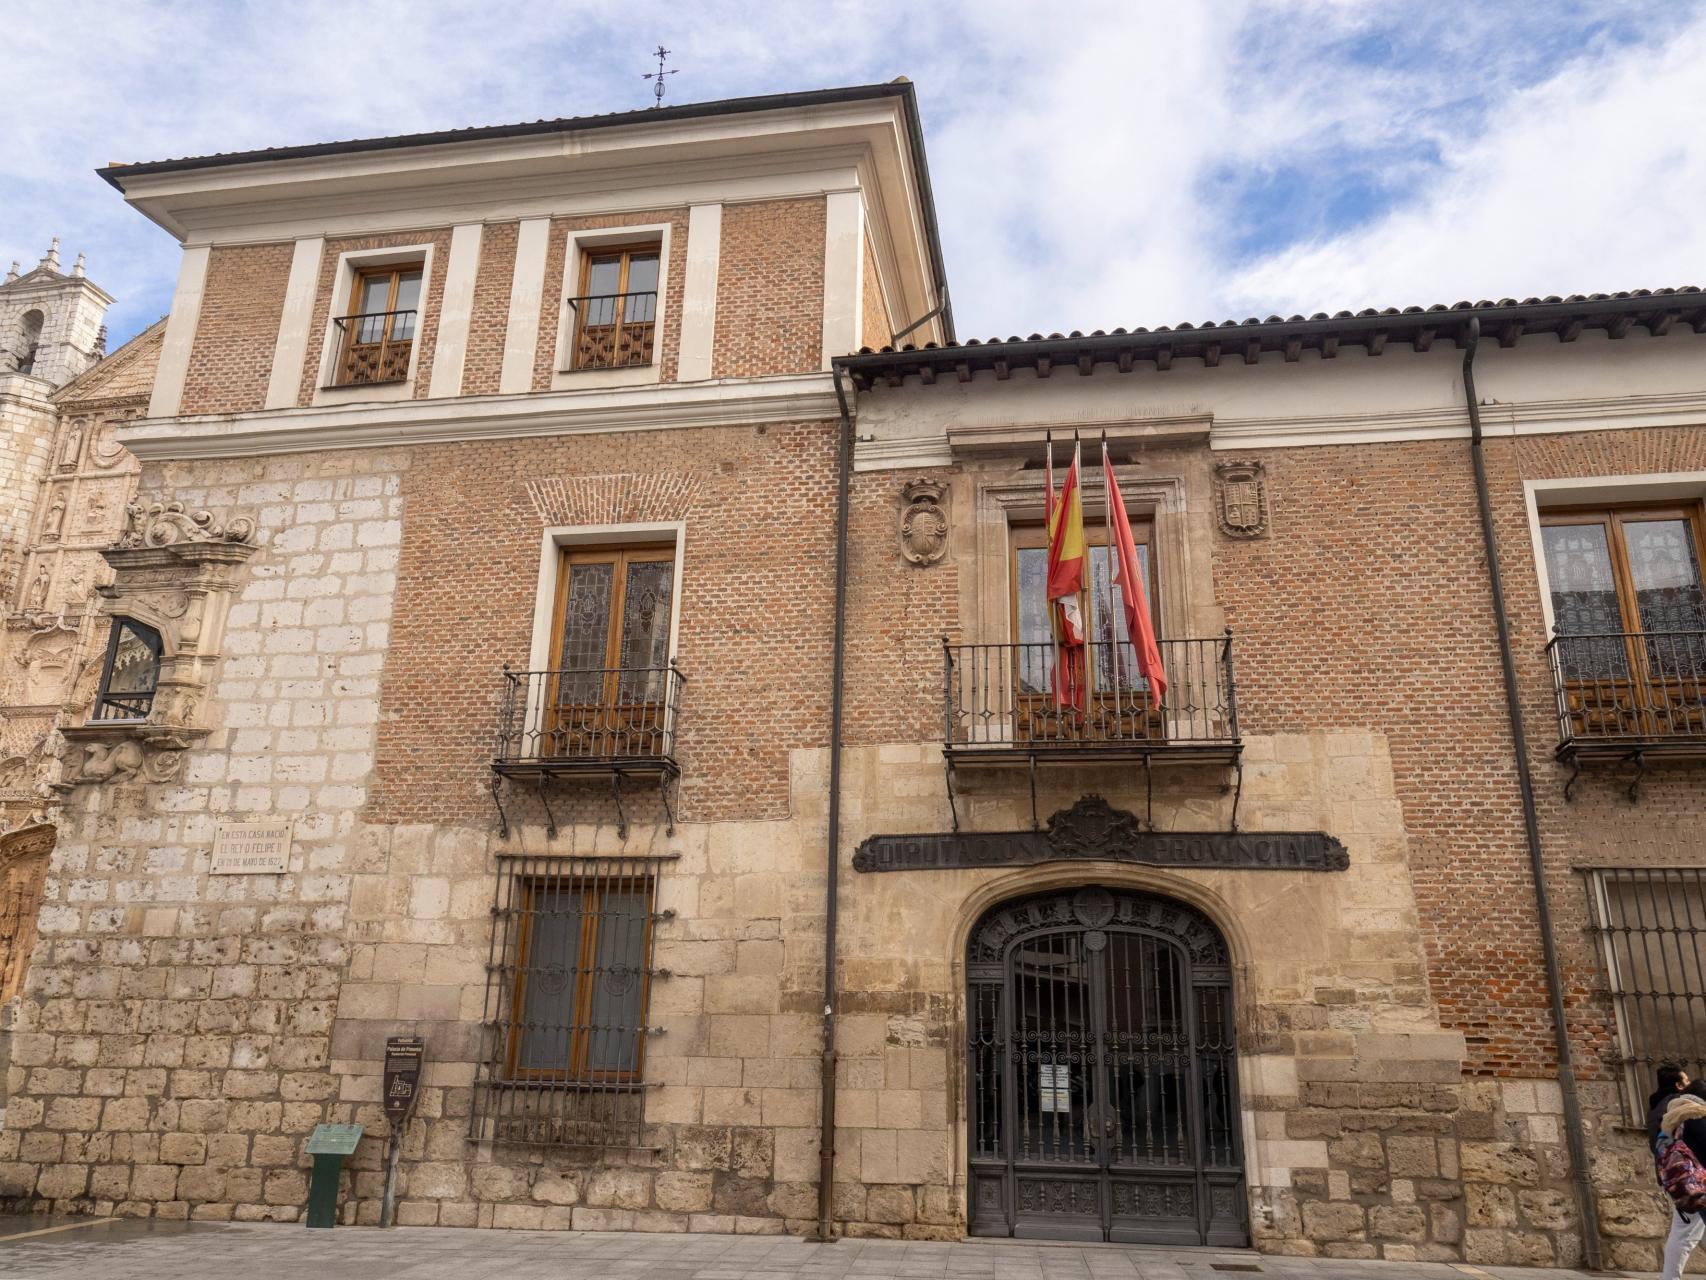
[
  {"xmin": 899, "ymin": 477, "xmax": 949, "ymax": 566},
  {"xmin": 1048, "ymin": 794, "xmax": 1147, "ymax": 858},
  {"xmin": 1214, "ymin": 460, "xmax": 1268, "ymax": 539}
]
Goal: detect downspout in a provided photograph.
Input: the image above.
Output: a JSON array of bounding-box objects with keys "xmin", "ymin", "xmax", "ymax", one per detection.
[
  {"xmin": 1462, "ymin": 318, "xmax": 1603, "ymax": 1269},
  {"xmin": 816, "ymin": 362, "xmax": 855, "ymax": 1240}
]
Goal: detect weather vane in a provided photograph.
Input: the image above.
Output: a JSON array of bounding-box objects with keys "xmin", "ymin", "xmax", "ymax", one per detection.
[{"xmin": 642, "ymin": 46, "xmax": 678, "ymax": 108}]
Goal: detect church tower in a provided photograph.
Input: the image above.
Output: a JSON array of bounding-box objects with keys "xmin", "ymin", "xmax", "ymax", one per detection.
[{"xmin": 1, "ymin": 238, "xmax": 113, "ymax": 388}]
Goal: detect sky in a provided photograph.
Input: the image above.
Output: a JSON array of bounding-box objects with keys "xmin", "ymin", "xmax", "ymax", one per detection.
[{"xmin": 7, "ymin": 1, "xmax": 1706, "ymax": 350}]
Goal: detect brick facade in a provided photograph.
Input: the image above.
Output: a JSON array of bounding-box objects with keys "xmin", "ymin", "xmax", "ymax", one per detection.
[
  {"xmin": 457, "ymin": 221, "xmax": 518, "ymax": 397},
  {"xmin": 712, "ymin": 199, "xmax": 826, "ymax": 379},
  {"xmin": 16, "ymin": 85, "xmax": 1703, "ymax": 1269},
  {"xmin": 178, "ymin": 244, "xmax": 295, "ymax": 417}
]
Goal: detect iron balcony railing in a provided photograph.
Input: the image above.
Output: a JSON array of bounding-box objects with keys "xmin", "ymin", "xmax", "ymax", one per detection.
[
  {"xmin": 1547, "ymin": 629, "xmax": 1706, "ymax": 753},
  {"xmin": 331, "ymin": 308, "xmax": 417, "ymax": 386},
  {"xmin": 944, "ymin": 636, "xmax": 1239, "ymax": 754},
  {"xmin": 567, "ymin": 291, "xmax": 657, "ymax": 370},
  {"xmin": 90, "ymin": 691, "xmax": 154, "ymax": 723},
  {"xmin": 495, "ymin": 664, "xmax": 685, "ymax": 768}
]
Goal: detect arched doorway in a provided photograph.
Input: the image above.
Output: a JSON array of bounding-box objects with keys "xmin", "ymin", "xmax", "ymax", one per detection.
[{"xmin": 966, "ymin": 885, "xmax": 1246, "ymax": 1245}]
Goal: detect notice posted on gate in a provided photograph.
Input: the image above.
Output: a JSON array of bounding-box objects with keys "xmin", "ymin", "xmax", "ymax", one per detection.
[{"xmin": 211, "ymin": 821, "xmax": 293, "ymax": 875}]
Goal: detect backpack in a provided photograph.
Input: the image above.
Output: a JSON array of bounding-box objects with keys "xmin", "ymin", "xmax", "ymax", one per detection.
[{"xmin": 1657, "ymin": 1130, "xmax": 1706, "ymax": 1213}]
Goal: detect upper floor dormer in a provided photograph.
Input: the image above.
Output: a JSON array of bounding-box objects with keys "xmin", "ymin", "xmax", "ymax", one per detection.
[{"xmin": 101, "ymin": 82, "xmax": 952, "ymax": 441}]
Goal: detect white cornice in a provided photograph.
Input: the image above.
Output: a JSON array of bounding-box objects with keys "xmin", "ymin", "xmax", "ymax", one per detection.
[
  {"xmin": 116, "ymin": 374, "xmax": 840, "ymax": 460},
  {"xmin": 1210, "ymin": 388, "xmax": 1706, "ymax": 450}
]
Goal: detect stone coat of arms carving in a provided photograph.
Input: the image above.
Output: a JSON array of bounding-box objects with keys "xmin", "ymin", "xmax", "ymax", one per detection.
[
  {"xmin": 1214, "ymin": 460, "xmax": 1268, "ymax": 538},
  {"xmin": 899, "ymin": 478, "xmax": 949, "ymax": 566}
]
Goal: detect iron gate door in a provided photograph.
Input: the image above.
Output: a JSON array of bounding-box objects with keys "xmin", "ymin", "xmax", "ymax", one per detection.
[{"xmin": 966, "ymin": 886, "xmax": 1246, "ymax": 1245}]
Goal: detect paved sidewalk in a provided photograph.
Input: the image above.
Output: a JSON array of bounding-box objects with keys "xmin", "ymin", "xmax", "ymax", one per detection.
[{"xmin": 0, "ymin": 1219, "xmax": 1631, "ymax": 1280}]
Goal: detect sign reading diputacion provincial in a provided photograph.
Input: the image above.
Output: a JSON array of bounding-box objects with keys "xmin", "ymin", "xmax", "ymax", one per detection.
[{"xmin": 210, "ymin": 820, "xmax": 294, "ymax": 875}]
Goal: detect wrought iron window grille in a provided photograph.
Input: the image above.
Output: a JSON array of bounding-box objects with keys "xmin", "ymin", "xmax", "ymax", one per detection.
[
  {"xmin": 566, "ymin": 291, "xmax": 658, "ymax": 371},
  {"xmin": 330, "ymin": 308, "xmax": 418, "ymax": 387},
  {"xmin": 1581, "ymin": 866, "xmax": 1706, "ymax": 1122},
  {"xmin": 470, "ymin": 854, "xmax": 675, "ymax": 1150},
  {"xmin": 1548, "ymin": 629, "xmax": 1706, "ymax": 800}
]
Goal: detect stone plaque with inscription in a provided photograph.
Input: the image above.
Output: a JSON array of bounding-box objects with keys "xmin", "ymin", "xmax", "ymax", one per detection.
[{"xmin": 211, "ymin": 820, "xmax": 293, "ymax": 875}]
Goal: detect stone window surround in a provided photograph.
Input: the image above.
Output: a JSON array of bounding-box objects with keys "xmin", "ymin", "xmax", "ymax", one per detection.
[
  {"xmin": 969, "ymin": 470, "xmax": 1200, "ymax": 651},
  {"xmin": 1522, "ymin": 469, "xmax": 1706, "ymax": 637},
  {"xmin": 310, "ymin": 242, "xmax": 437, "ymax": 407},
  {"xmin": 549, "ymin": 223, "xmax": 674, "ymax": 393}
]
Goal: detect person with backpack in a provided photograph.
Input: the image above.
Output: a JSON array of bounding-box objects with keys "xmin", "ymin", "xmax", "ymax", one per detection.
[{"xmin": 1649, "ymin": 1066, "xmax": 1706, "ymax": 1279}]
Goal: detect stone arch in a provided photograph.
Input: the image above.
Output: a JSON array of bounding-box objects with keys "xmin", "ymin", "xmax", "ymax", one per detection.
[{"xmin": 14, "ymin": 309, "xmax": 43, "ymax": 375}]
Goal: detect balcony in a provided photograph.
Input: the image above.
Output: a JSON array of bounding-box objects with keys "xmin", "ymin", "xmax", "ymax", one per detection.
[
  {"xmin": 942, "ymin": 636, "xmax": 1242, "ymax": 827},
  {"xmin": 1548, "ymin": 630, "xmax": 1706, "ymax": 798},
  {"xmin": 490, "ymin": 664, "xmax": 685, "ymax": 837},
  {"xmin": 567, "ymin": 292, "xmax": 657, "ymax": 370},
  {"xmin": 331, "ymin": 309, "xmax": 416, "ymax": 386}
]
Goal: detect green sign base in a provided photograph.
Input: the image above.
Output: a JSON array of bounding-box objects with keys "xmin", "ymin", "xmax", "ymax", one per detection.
[{"xmin": 305, "ymin": 1153, "xmax": 347, "ymax": 1228}]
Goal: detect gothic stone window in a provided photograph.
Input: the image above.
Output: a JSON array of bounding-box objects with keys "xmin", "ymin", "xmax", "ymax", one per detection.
[{"xmin": 91, "ymin": 617, "xmax": 162, "ymax": 723}]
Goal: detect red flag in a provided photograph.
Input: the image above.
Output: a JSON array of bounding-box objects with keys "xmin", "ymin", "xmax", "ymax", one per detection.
[{"xmin": 1105, "ymin": 448, "xmax": 1167, "ymax": 709}]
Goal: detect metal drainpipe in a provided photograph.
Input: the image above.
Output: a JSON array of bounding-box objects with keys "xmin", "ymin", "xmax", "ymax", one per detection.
[
  {"xmin": 1462, "ymin": 318, "xmax": 1604, "ymax": 1269},
  {"xmin": 815, "ymin": 363, "xmax": 856, "ymax": 1241}
]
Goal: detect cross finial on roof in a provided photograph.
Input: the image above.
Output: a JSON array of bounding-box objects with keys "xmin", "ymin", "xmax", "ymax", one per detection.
[{"xmin": 642, "ymin": 45, "xmax": 678, "ymax": 109}]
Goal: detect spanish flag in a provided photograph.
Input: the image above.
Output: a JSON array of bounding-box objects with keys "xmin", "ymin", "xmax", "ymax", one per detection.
[{"xmin": 1047, "ymin": 439, "xmax": 1088, "ymax": 710}]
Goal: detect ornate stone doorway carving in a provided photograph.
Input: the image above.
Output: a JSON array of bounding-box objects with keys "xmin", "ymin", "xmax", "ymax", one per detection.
[
  {"xmin": 965, "ymin": 885, "xmax": 1247, "ymax": 1245},
  {"xmin": 0, "ymin": 824, "xmax": 52, "ymax": 1003}
]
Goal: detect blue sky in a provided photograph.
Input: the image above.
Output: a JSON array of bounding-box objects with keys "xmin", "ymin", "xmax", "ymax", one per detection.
[{"xmin": 7, "ymin": 1, "xmax": 1705, "ymax": 351}]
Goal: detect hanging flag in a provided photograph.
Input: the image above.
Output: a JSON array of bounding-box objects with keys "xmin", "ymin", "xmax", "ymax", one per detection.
[
  {"xmin": 1047, "ymin": 441, "xmax": 1088, "ymax": 710},
  {"xmin": 1104, "ymin": 445, "xmax": 1167, "ymax": 709}
]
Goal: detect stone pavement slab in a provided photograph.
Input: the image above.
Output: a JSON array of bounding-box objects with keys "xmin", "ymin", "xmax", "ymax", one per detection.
[{"xmin": 0, "ymin": 1220, "xmax": 1642, "ymax": 1280}]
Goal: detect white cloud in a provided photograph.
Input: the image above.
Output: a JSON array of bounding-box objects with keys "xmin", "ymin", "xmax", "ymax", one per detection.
[{"xmin": 5, "ymin": 2, "xmax": 1703, "ymax": 347}]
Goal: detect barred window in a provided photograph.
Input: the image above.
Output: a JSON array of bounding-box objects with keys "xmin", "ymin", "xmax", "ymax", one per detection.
[
  {"xmin": 472, "ymin": 856, "xmax": 669, "ymax": 1148},
  {"xmin": 1584, "ymin": 867, "xmax": 1706, "ymax": 1120}
]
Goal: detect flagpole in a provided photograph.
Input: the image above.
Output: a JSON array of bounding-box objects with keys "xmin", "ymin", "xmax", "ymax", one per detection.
[
  {"xmin": 1045, "ymin": 430, "xmax": 1062, "ymax": 716},
  {"xmin": 1102, "ymin": 433, "xmax": 1121, "ymax": 731}
]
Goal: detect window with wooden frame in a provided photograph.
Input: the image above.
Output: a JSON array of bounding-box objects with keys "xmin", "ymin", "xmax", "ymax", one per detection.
[
  {"xmin": 1009, "ymin": 522, "xmax": 1159, "ymax": 741},
  {"xmin": 1541, "ymin": 503, "xmax": 1706, "ymax": 740},
  {"xmin": 333, "ymin": 263, "xmax": 423, "ymax": 386},
  {"xmin": 546, "ymin": 544, "xmax": 676, "ymax": 759},
  {"xmin": 567, "ymin": 244, "xmax": 660, "ymax": 371},
  {"xmin": 506, "ymin": 870, "xmax": 656, "ymax": 1082}
]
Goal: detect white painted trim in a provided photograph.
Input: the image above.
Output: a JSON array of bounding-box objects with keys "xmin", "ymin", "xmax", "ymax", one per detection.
[
  {"xmin": 549, "ymin": 221, "xmax": 672, "ymax": 391},
  {"xmin": 1211, "ymin": 388, "xmax": 1706, "ymax": 450},
  {"xmin": 309, "ymin": 242, "xmax": 435, "ymax": 406},
  {"xmin": 676, "ymin": 203, "xmax": 723, "ymax": 383},
  {"xmin": 118, "ymin": 371, "xmax": 838, "ymax": 459},
  {"xmin": 500, "ymin": 218, "xmax": 551, "ymax": 394},
  {"xmin": 264, "ymin": 237, "xmax": 325, "ymax": 409},
  {"xmin": 147, "ymin": 246, "xmax": 211, "ymax": 419},
  {"xmin": 427, "ymin": 223, "xmax": 483, "ymax": 398},
  {"xmin": 1522, "ymin": 471, "xmax": 1706, "ymax": 637},
  {"xmin": 822, "ymin": 190, "xmax": 862, "ymax": 368}
]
